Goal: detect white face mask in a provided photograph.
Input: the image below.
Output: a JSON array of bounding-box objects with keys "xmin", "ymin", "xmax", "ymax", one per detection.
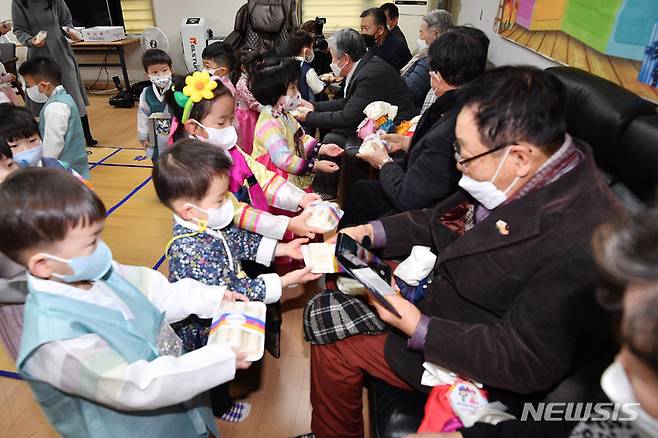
[
  {"xmin": 27, "ymin": 85, "xmax": 49, "ymax": 104},
  {"xmin": 149, "ymin": 73, "xmax": 172, "ymax": 89},
  {"xmin": 187, "ymin": 201, "xmax": 235, "ymax": 229},
  {"xmin": 330, "ymin": 60, "xmax": 344, "ymax": 77},
  {"xmin": 458, "ymin": 147, "xmax": 519, "ymax": 210},
  {"xmin": 282, "ymin": 93, "xmax": 302, "ymax": 112},
  {"xmin": 416, "ymin": 38, "xmax": 428, "ymax": 50},
  {"xmin": 304, "ymin": 49, "xmax": 315, "ymax": 64},
  {"xmin": 601, "ymin": 359, "xmax": 658, "ymax": 437},
  {"xmin": 192, "ymin": 120, "xmax": 238, "ymax": 152}
]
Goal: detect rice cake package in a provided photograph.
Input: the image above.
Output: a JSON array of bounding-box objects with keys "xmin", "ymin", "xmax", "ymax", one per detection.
[{"xmin": 208, "ymin": 301, "xmax": 267, "ymax": 362}]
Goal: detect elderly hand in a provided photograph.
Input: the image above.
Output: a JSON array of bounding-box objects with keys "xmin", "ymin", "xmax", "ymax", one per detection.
[
  {"xmin": 300, "ymin": 99, "xmax": 315, "ymax": 110},
  {"xmin": 380, "ymin": 133, "xmax": 411, "ymax": 154},
  {"xmin": 31, "ymin": 36, "xmax": 46, "ymax": 48},
  {"xmin": 319, "ymin": 143, "xmax": 344, "ymax": 158},
  {"xmin": 357, "ymin": 145, "xmax": 392, "ymax": 169},
  {"xmin": 295, "ymin": 105, "xmax": 313, "ymax": 122},
  {"xmin": 370, "ymin": 292, "xmax": 422, "ymax": 337},
  {"xmin": 327, "ymin": 224, "xmax": 374, "ymax": 245}
]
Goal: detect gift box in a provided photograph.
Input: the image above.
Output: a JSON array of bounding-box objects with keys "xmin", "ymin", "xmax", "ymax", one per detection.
[{"xmin": 207, "ymin": 301, "xmax": 266, "ymax": 362}]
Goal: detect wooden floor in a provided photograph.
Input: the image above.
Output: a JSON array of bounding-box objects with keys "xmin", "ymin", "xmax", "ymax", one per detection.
[
  {"xmin": 0, "ymin": 96, "xmax": 366, "ymax": 438},
  {"xmin": 499, "ymin": 24, "xmax": 658, "ymax": 103}
]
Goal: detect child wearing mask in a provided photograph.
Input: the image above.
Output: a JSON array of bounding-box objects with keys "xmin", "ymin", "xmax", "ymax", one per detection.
[
  {"xmin": 153, "ymin": 140, "xmax": 322, "ymax": 422},
  {"xmin": 137, "ymin": 49, "xmax": 174, "ymax": 160},
  {"xmin": 251, "ymin": 57, "xmax": 342, "ymax": 190},
  {"xmin": 234, "ymin": 45, "xmax": 263, "ymax": 155},
  {"xmin": 0, "ymin": 167, "xmax": 252, "ymax": 437},
  {"xmin": 289, "ymin": 30, "xmax": 326, "ymax": 104},
  {"xmin": 202, "ymin": 41, "xmax": 239, "ymax": 94},
  {"xmin": 18, "ymin": 57, "xmax": 89, "ymax": 178},
  {"xmin": 166, "ymin": 73, "xmax": 323, "ymax": 241},
  {"xmin": 0, "ymin": 104, "xmax": 84, "ymax": 180}
]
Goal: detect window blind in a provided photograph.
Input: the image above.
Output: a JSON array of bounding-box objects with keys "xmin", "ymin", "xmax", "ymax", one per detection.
[
  {"xmin": 301, "ymin": 0, "xmax": 387, "ymax": 33},
  {"xmin": 120, "ymin": 0, "xmax": 155, "ymax": 34}
]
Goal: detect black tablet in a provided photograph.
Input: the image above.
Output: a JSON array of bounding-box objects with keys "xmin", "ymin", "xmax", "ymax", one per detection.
[{"xmin": 335, "ymin": 233, "xmax": 401, "ymax": 318}]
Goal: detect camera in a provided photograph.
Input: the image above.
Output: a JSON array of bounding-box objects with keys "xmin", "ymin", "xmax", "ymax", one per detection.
[{"xmin": 314, "ymin": 17, "xmax": 328, "ymax": 51}]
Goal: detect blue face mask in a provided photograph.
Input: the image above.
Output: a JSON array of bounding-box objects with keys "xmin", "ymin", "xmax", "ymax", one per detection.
[
  {"xmin": 44, "ymin": 240, "xmax": 114, "ymax": 282},
  {"xmin": 13, "ymin": 145, "xmax": 43, "ymax": 167}
]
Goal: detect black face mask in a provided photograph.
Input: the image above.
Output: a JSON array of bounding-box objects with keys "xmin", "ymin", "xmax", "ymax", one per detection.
[{"xmin": 362, "ymin": 33, "xmax": 376, "ymax": 48}]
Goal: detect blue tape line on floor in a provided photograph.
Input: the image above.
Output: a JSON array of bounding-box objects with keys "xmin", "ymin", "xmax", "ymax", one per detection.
[
  {"xmin": 106, "ymin": 176, "xmax": 152, "ymax": 217},
  {"xmin": 0, "ymin": 370, "xmax": 22, "ymax": 380},
  {"xmin": 91, "ymin": 163, "xmax": 153, "ymax": 169},
  {"xmin": 90, "ymin": 148, "xmax": 123, "ymax": 170},
  {"xmin": 153, "ymin": 254, "xmax": 166, "ymax": 270}
]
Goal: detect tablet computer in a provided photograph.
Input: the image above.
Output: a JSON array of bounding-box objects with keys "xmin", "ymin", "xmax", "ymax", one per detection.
[{"xmin": 335, "ymin": 233, "xmax": 401, "ymax": 318}]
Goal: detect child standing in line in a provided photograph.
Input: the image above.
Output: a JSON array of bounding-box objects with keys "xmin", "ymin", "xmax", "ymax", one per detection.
[
  {"xmin": 18, "ymin": 57, "xmax": 89, "ymax": 179},
  {"xmin": 289, "ymin": 30, "xmax": 326, "ymax": 104},
  {"xmin": 251, "ymin": 58, "xmax": 342, "ymax": 191},
  {"xmin": 0, "ymin": 105, "xmax": 84, "ymax": 180},
  {"xmin": 202, "ymin": 41, "xmax": 239, "ymax": 94},
  {"xmin": 137, "ymin": 49, "xmax": 174, "ymax": 160},
  {"xmin": 0, "ymin": 167, "xmax": 252, "ymax": 437},
  {"xmin": 166, "ymin": 73, "xmax": 323, "ymax": 241},
  {"xmin": 154, "ymin": 140, "xmax": 318, "ymax": 305},
  {"xmin": 153, "ymin": 140, "xmax": 322, "ymax": 422},
  {"xmin": 234, "ymin": 45, "xmax": 263, "ymax": 155}
]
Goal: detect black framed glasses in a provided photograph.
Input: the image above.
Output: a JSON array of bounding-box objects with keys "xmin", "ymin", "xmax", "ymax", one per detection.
[{"xmin": 453, "ymin": 140, "xmax": 518, "ymax": 167}]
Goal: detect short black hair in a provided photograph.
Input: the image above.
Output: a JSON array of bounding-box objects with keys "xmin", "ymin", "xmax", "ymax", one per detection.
[
  {"xmin": 360, "ymin": 8, "xmax": 387, "ymax": 27},
  {"xmin": 380, "ymin": 3, "xmax": 399, "ymax": 20},
  {"xmin": 429, "ymin": 26, "xmax": 489, "ymax": 87},
  {"xmin": 142, "ymin": 48, "xmax": 172, "ymax": 71},
  {"xmin": 0, "ymin": 167, "xmax": 106, "ymax": 264},
  {"xmin": 0, "ymin": 105, "xmax": 40, "ymax": 143},
  {"xmin": 18, "ymin": 57, "xmax": 61, "ymax": 84},
  {"xmin": 250, "ymin": 57, "xmax": 299, "ymax": 107},
  {"xmin": 165, "ymin": 76, "xmax": 234, "ymax": 142},
  {"xmin": 202, "ymin": 41, "xmax": 239, "ymax": 85},
  {"xmin": 462, "ymin": 66, "xmax": 567, "ymax": 153},
  {"xmin": 152, "ymin": 138, "xmax": 233, "ymax": 208},
  {"xmin": 0, "ymin": 136, "xmax": 11, "ymax": 159},
  {"xmin": 288, "ymin": 30, "xmax": 314, "ymax": 57}
]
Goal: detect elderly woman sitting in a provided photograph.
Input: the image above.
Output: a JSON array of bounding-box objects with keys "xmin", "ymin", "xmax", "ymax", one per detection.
[{"xmin": 401, "ymin": 9, "xmax": 453, "ymax": 109}]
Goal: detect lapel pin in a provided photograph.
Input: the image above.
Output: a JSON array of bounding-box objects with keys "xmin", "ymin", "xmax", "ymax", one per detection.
[{"xmin": 496, "ymin": 220, "xmax": 510, "ymax": 236}]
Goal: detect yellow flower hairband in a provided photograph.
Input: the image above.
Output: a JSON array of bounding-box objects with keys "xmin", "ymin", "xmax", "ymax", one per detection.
[{"xmin": 173, "ymin": 71, "xmax": 218, "ymax": 123}]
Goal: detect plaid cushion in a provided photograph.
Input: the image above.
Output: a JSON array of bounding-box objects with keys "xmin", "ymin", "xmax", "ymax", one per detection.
[{"xmin": 303, "ymin": 290, "xmax": 386, "ymax": 345}]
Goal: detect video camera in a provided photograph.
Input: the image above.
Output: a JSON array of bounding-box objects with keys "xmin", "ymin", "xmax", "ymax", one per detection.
[{"xmin": 314, "ymin": 17, "xmax": 328, "ymax": 51}]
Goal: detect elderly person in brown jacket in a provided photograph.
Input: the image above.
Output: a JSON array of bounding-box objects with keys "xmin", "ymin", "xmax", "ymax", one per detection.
[{"xmin": 305, "ymin": 67, "xmax": 625, "ymax": 438}]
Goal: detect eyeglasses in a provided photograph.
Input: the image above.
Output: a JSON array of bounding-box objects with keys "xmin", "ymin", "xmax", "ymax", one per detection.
[{"xmin": 453, "ymin": 140, "xmax": 518, "ymax": 167}]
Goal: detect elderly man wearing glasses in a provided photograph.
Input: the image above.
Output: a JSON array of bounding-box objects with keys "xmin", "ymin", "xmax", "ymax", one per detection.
[{"xmin": 305, "ymin": 66, "xmax": 626, "ymax": 438}]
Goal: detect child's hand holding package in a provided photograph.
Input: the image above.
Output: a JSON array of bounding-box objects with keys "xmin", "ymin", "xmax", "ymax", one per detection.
[
  {"xmin": 275, "ymin": 237, "xmax": 310, "ymax": 260},
  {"xmin": 208, "ymin": 301, "xmax": 267, "ymax": 362},
  {"xmin": 301, "ymin": 242, "xmax": 339, "ymax": 274},
  {"xmin": 304, "ymin": 201, "xmax": 344, "ymax": 233},
  {"xmin": 281, "ymin": 265, "xmax": 323, "ymax": 287}
]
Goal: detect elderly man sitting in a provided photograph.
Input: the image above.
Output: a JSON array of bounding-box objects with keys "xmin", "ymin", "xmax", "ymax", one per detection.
[
  {"xmin": 341, "ymin": 26, "xmax": 489, "ymax": 226},
  {"xmin": 297, "ymin": 28, "xmax": 416, "ymax": 198},
  {"xmin": 304, "ymin": 66, "xmax": 625, "ymax": 438}
]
